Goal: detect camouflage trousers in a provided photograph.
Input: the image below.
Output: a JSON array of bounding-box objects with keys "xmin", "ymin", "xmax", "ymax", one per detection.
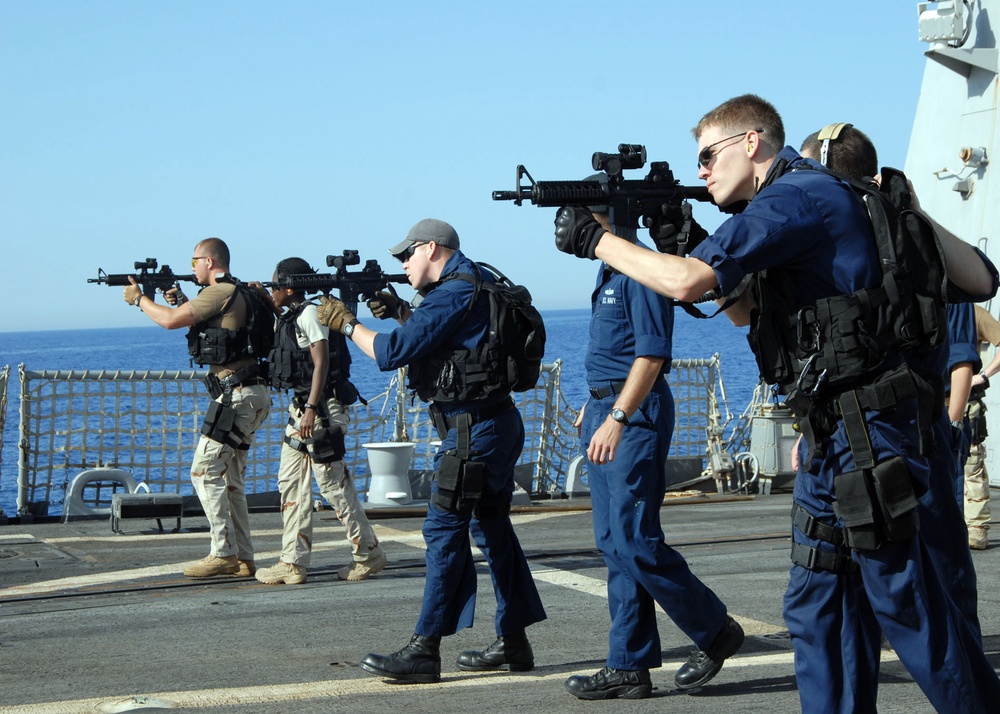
[
  {"xmin": 190, "ymin": 383, "xmax": 271, "ymax": 559},
  {"xmin": 276, "ymin": 403, "xmax": 381, "ymax": 567},
  {"xmin": 964, "ymin": 401, "xmax": 993, "ymax": 531}
]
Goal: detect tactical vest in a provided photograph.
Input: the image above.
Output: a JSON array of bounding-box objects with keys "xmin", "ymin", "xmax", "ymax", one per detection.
[
  {"xmin": 186, "ymin": 277, "xmax": 274, "ymax": 367},
  {"xmin": 747, "ymin": 164, "xmax": 947, "ymax": 452},
  {"xmin": 267, "ymin": 301, "xmax": 350, "ymax": 394},
  {"xmin": 407, "ymin": 266, "xmax": 507, "ymax": 404}
]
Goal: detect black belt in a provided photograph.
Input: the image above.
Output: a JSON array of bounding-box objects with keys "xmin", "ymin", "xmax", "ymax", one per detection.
[
  {"xmin": 440, "ymin": 396, "xmax": 516, "ymax": 431},
  {"xmin": 791, "ymin": 503, "xmax": 847, "ymax": 547},
  {"xmin": 589, "ymin": 381, "xmax": 627, "ymax": 400}
]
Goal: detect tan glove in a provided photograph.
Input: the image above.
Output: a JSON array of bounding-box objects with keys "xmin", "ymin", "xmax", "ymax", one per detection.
[
  {"xmin": 316, "ymin": 295, "xmax": 356, "ymax": 332},
  {"xmin": 366, "ymin": 290, "xmax": 400, "ymax": 320}
]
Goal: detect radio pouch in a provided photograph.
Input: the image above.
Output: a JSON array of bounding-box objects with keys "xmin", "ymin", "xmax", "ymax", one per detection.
[
  {"xmin": 870, "ymin": 456, "xmax": 919, "ymax": 543},
  {"xmin": 834, "ymin": 468, "xmax": 881, "ymax": 550}
]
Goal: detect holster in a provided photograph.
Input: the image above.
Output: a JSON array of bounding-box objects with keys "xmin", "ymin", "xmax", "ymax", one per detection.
[
  {"xmin": 204, "ymin": 373, "xmax": 225, "ymax": 400},
  {"xmin": 308, "ymin": 420, "xmax": 346, "ymax": 464},
  {"xmin": 432, "ymin": 452, "xmax": 484, "ymax": 516},
  {"xmin": 834, "ymin": 456, "xmax": 919, "ymax": 550}
]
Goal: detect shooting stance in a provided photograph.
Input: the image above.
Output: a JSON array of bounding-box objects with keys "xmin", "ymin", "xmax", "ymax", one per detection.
[
  {"xmin": 317, "ymin": 218, "xmax": 546, "ymax": 683},
  {"xmin": 122, "ymin": 238, "xmax": 272, "ymax": 578},
  {"xmin": 253, "ymin": 257, "xmax": 386, "ymax": 584},
  {"xmin": 551, "ymin": 94, "xmax": 1000, "ymax": 711}
]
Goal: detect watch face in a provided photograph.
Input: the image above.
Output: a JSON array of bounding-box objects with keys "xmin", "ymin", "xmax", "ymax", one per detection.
[{"xmin": 611, "ymin": 408, "xmax": 627, "ymax": 423}]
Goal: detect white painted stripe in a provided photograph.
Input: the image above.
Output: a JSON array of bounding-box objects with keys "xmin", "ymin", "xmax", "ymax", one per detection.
[{"xmin": 2, "ymin": 649, "xmax": 903, "ymax": 713}]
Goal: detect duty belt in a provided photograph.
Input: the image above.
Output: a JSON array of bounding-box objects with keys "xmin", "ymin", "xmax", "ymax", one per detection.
[
  {"xmin": 219, "ymin": 364, "xmax": 265, "ymax": 391},
  {"xmin": 589, "ymin": 381, "xmax": 627, "ymax": 400},
  {"xmin": 438, "ymin": 396, "xmax": 516, "ymax": 431}
]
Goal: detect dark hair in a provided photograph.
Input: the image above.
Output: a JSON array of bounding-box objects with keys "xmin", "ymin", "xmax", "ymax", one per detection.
[
  {"xmin": 274, "ymin": 257, "xmax": 314, "ymax": 283},
  {"xmin": 197, "ymin": 237, "xmax": 231, "ymax": 269},
  {"xmin": 800, "ymin": 125, "xmax": 878, "ymax": 182},
  {"xmin": 694, "ymin": 94, "xmax": 785, "ymax": 151}
]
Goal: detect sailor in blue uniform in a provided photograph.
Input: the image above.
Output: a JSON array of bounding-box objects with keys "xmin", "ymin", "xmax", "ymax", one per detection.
[
  {"xmin": 564, "ymin": 207, "xmax": 743, "ymax": 700},
  {"xmin": 317, "ymin": 218, "xmax": 546, "ymax": 683},
  {"xmin": 552, "ymin": 94, "xmax": 1000, "ymax": 713}
]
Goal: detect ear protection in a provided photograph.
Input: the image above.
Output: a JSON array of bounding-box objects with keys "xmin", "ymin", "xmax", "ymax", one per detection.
[{"xmin": 817, "ymin": 123, "xmax": 852, "ymax": 166}]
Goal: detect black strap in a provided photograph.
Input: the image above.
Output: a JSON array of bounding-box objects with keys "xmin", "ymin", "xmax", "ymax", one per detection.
[
  {"xmin": 440, "ymin": 396, "xmax": 516, "ymax": 432},
  {"xmin": 791, "ymin": 503, "xmax": 847, "ymax": 547},
  {"xmin": 790, "ymin": 541, "xmax": 857, "ymax": 574},
  {"xmin": 589, "ymin": 382, "xmax": 627, "ymax": 400}
]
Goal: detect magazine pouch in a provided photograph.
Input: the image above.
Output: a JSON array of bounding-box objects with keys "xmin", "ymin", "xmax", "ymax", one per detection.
[
  {"xmin": 202, "ymin": 399, "xmax": 237, "ymax": 446},
  {"xmin": 834, "ymin": 468, "xmax": 880, "ymax": 551},
  {"xmin": 870, "ymin": 456, "xmax": 919, "ymax": 543}
]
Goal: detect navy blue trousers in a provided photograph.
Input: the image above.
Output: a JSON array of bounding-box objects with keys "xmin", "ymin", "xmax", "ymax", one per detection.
[
  {"xmin": 415, "ymin": 406, "xmax": 546, "ymax": 637},
  {"xmin": 583, "ymin": 383, "xmax": 729, "ymax": 670},
  {"xmin": 786, "ymin": 400, "xmax": 998, "ymax": 714}
]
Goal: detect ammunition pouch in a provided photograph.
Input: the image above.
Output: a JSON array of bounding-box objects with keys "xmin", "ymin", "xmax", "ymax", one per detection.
[
  {"xmin": 834, "ymin": 456, "xmax": 919, "ymax": 551},
  {"xmin": 201, "ymin": 398, "xmax": 247, "ymax": 450},
  {"xmin": 432, "ymin": 451, "xmax": 485, "ymax": 516},
  {"xmin": 966, "ymin": 399, "xmax": 989, "ymax": 446}
]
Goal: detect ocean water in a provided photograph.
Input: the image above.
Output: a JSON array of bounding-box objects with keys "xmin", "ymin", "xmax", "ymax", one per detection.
[{"xmin": 0, "ymin": 308, "xmax": 759, "ymax": 517}]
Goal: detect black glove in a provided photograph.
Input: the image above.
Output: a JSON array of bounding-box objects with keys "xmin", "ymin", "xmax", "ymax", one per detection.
[
  {"xmin": 645, "ymin": 202, "xmax": 708, "ymax": 256},
  {"xmin": 554, "ymin": 206, "xmax": 605, "ymax": 260},
  {"xmin": 366, "ymin": 290, "xmax": 400, "ymax": 320}
]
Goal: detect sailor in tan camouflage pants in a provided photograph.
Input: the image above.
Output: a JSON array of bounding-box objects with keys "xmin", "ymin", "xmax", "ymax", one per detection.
[
  {"xmin": 189, "ymin": 383, "xmax": 271, "ymax": 574},
  {"xmin": 256, "ymin": 401, "xmax": 384, "ymax": 584},
  {"xmin": 967, "ymin": 305, "xmax": 999, "ymax": 550}
]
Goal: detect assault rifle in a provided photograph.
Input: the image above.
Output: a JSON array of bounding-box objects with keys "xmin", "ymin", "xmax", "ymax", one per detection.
[
  {"xmin": 493, "ymin": 143, "xmax": 716, "ymax": 229},
  {"xmin": 87, "ymin": 258, "xmax": 197, "ymax": 298},
  {"xmin": 261, "ymin": 250, "xmax": 409, "ymax": 314}
]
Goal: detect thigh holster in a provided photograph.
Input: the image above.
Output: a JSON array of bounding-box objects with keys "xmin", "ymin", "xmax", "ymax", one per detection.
[{"xmin": 431, "ymin": 412, "xmax": 484, "ymax": 516}]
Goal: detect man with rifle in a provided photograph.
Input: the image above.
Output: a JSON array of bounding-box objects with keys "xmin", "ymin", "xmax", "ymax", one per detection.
[
  {"xmin": 121, "ymin": 237, "xmax": 272, "ymax": 578},
  {"xmin": 550, "ymin": 94, "xmax": 1000, "ymax": 711},
  {"xmin": 317, "ymin": 218, "xmax": 547, "ymax": 684}
]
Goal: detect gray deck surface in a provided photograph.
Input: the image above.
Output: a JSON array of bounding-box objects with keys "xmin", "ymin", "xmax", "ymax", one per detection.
[{"xmin": 1, "ymin": 492, "xmax": 997, "ymax": 713}]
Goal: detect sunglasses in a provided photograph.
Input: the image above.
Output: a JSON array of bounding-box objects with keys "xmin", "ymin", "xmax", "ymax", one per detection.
[
  {"xmin": 698, "ymin": 129, "xmax": 764, "ymax": 169},
  {"xmin": 398, "ymin": 242, "xmax": 427, "ymax": 262},
  {"xmin": 191, "ymin": 256, "xmax": 209, "ymax": 268}
]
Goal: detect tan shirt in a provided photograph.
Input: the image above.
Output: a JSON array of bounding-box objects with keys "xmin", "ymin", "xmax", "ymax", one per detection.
[
  {"xmin": 188, "ymin": 281, "xmax": 256, "ymax": 377},
  {"xmin": 975, "ymin": 305, "xmax": 1000, "ymax": 351}
]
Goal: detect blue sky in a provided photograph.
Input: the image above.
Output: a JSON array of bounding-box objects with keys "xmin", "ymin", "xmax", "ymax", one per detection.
[{"xmin": 1, "ymin": 1, "xmax": 929, "ymax": 332}]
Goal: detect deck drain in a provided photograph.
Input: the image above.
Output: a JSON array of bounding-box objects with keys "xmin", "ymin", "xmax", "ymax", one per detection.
[{"xmin": 0, "ymin": 549, "xmax": 18, "ymax": 559}]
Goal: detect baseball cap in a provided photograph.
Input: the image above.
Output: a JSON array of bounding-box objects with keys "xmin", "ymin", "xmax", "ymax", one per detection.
[{"xmin": 389, "ymin": 218, "xmax": 460, "ymax": 259}]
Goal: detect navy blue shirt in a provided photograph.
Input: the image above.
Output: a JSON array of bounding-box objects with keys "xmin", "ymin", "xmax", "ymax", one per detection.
[
  {"xmin": 692, "ymin": 148, "xmax": 880, "ymax": 305},
  {"xmin": 373, "ymin": 250, "xmax": 490, "ymax": 372},
  {"xmin": 585, "ymin": 255, "xmax": 673, "ymax": 385},
  {"xmin": 945, "ymin": 302, "xmax": 982, "ymax": 397}
]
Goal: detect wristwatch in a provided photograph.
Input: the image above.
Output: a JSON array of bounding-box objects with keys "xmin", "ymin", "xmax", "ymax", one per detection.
[
  {"xmin": 610, "ymin": 407, "xmax": 629, "ymax": 425},
  {"xmin": 343, "ymin": 319, "xmax": 360, "ymax": 339}
]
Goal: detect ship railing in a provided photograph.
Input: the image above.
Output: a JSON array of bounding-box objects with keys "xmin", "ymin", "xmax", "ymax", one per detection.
[{"xmin": 4, "ymin": 355, "xmax": 732, "ymax": 519}]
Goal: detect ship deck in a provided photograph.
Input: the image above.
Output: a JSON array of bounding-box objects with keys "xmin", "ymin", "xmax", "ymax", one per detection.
[{"xmin": 1, "ymin": 492, "xmax": 998, "ymax": 713}]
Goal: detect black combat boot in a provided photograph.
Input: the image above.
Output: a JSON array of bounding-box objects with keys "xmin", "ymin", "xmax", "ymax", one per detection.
[
  {"xmin": 564, "ymin": 667, "xmax": 652, "ymax": 700},
  {"xmin": 674, "ymin": 615, "xmax": 745, "ymax": 690},
  {"xmin": 455, "ymin": 630, "xmax": 534, "ymax": 671},
  {"xmin": 360, "ymin": 634, "xmax": 442, "ymax": 683}
]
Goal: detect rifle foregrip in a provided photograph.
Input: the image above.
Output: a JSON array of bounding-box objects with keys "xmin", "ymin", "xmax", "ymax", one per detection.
[{"xmin": 530, "ymin": 181, "xmax": 607, "ymax": 207}]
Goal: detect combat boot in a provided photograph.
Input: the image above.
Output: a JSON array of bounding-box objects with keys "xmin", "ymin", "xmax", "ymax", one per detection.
[
  {"xmin": 565, "ymin": 667, "xmax": 652, "ymax": 700},
  {"xmin": 456, "ymin": 630, "xmax": 534, "ymax": 671},
  {"xmin": 674, "ymin": 615, "xmax": 745, "ymax": 690},
  {"xmin": 360, "ymin": 634, "xmax": 441, "ymax": 683}
]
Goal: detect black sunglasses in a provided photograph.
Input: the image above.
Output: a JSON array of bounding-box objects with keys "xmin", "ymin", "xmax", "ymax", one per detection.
[
  {"xmin": 398, "ymin": 242, "xmax": 427, "ymax": 262},
  {"xmin": 698, "ymin": 129, "xmax": 764, "ymax": 169}
]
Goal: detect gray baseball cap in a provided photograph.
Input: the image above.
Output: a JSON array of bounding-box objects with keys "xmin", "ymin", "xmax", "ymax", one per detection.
[{"xmin": 389, "ymin": 218, "xmax": 460, "ymax": 259}]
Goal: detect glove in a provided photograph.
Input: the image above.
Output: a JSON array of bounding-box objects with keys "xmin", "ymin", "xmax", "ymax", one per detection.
[
  {"xmin": 367, "ymin": 290, "xmax": 400, "ymax": 320},
  {"xmin": 316, "ymin": 295, "xmax": 356, "ymax": 333},
  {"xmin": 644, "ymin": 202, "xmax": 708, "ymax": 256},
  {"xmin": 554, "ymin": 206, "xmax": 605, "ymax": 259}
]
